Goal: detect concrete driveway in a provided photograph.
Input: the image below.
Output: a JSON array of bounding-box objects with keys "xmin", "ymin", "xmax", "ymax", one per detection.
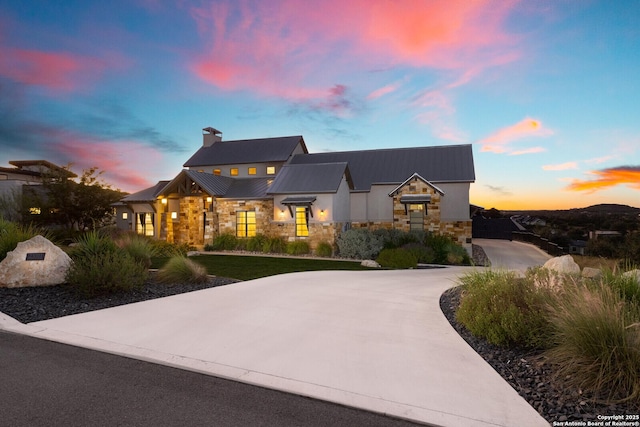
[
  {"xmin": 1, "ymin": 267, "xmax": 548, "ymax": 427},
  {"xmin": 474, "ymin": 238, "xmax": 551, "ymax": 271}
]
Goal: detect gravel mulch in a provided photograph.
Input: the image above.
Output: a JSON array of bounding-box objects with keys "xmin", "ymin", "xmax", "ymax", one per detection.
[
  {"xmin": 0, "ymin": 275, "xmax": 240, "ymax": 324},
  {"xmin": 440, "ymin": 286, "xmax": 639, "ymax": 424}
]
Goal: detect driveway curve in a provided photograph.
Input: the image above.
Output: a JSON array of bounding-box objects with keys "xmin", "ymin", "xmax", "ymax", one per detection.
[
  {"xmin": 2, "ymin": 268, "xmax": 548, "ymax": 427},
  {"xmin": 474, "ymin": 238, "xmax": 551, "ymax": 271}
]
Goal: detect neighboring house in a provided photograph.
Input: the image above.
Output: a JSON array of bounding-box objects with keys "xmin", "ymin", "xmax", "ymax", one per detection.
[
  {"xmin": 115, "ymin": 127, "xmax": 475, "ymax": 251},
  {"xmin": 0, "ymin": 160, "xmax": 76, "ymax": 220},
  {"xmin": 569, "ymin": 240, "xmax": 587, "ymax": 255}
]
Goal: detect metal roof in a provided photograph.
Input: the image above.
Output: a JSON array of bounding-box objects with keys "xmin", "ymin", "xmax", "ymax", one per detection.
[
  {"xmin": 222, "ymin": 177, "xmax": 272, "ymax": 199},
  {"xmin": 267, "ymin": 162, "xmax": 351, "ymax": 194},
  {"xmin": 281, "ymin": 196, "xmax": 317, "ymax": 205},
  {"xmin": 183, "ymin": 136, "xmax": 307, "ymax": 167},
  {"xmin": 183, "ymin": 170, "xmax": 234, "ymax": 195},
  {"xmin": 121, "ymin": 180, "xmax": 170, "ymax": 202},
  {"xmin": 289, "ymin": 144, "xmax": 475, "ymax": 191}
]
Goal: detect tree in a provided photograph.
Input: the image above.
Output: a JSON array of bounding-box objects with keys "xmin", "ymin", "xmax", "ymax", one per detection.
[{"xmin": 22, "ymin": 166, "xmax": 124, "ymax": 233}]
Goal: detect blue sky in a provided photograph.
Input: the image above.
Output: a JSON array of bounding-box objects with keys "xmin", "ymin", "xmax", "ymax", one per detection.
[{"xmin": 1, "ymin": 0, "xmax": 638, "ymax": 209}]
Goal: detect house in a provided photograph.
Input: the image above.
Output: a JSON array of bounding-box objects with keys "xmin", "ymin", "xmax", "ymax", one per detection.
[
  {"xmin": 114, "ymin": 127, "xmax": 475, "ymax": 251},
  {"xmin": 0, "ymin": 160, "xmax": 76, "ymax": 220}
]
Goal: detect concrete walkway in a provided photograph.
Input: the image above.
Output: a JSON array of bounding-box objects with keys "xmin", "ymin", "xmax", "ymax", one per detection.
[
  {"xmin": 474, "ymin": 238, "xmax": 551, "ymax": 272},
  {"xmin": 1, "ymin": 267, "xmax": 548, "ymax": 427}
]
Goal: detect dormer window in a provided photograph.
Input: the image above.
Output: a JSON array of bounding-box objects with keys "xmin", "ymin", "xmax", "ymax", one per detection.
[
  {"xmin": 230, "ymin": 168, "xmax": 239, "ymax": 176},
  {"xmin": 248, "ymin": 167, "xmax": 257, "ymax": 175}
]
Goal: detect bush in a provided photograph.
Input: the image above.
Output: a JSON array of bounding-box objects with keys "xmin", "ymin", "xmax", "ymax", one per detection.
[
  {"xmin": 114, "ymin": 232, "xmax": 158, "ymax": 268},
  {"xmin": 246, "ymin": 234, "xmax": 268, "ymax": 252},
  {"xmin": 545, "ymin": 280, "xmax": 640, "ymax": 404},
  {"xmin": 336, "ymin": 228, "xmax": 384, "ymax": 259},
  {"xmin": 66, "ymin": 249, "xmax": 148, "ymax": 297},
  {"xmin": 424, "ymin": 233, "xmax": 453, "ymax": 264},
  {"xmin": 0, "ymin": 218, "xmax": 50, "ymax": 261},
  {"xmin": 456, "ymin": 269, "xmax": 553, "ymax": 348},
  {"xmin": 315, "ymin": 241, "xmax": 333, "ymax": 257},
  {"xmin": 262, "ymin": 236, "xmax": 287, "ymax": 253},
  {"xmin": 210, "ymin": 233, "xmax": 238, "ymax": 251},
  {"xmin": 401, "ymin": 242, "xmax": 434, "ymax": 264},
  {"xmin": 286, "ymin": 240, "xmax": 310, "ymax": 255},
  {"xmin": 376, "ymin": 248, "xmax": 417, "ymax": 269},
  {"xmin": 445, "ymin": 243, "xmax": 471, "ymax": 265},
  {"xmin": 152, "ymin": 240, "xmax": 190, "ymax": 257},
  {"xmin": 156, "ymin": 256, "xmax": 208, "ymax": 284}
]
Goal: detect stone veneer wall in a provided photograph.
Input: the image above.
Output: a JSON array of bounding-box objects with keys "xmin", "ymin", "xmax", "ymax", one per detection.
[
  {"xmin": 216, "ymin": 199, "xmax": 274, "ymax": 238},
  {"xmin": 390, "ymin": 177, "xmax": 471, "ymax": 248}
]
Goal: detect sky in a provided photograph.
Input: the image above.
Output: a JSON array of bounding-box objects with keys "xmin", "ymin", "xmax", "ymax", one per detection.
[{"xmin": 0, "ymin": 0, "xmax": 639, "ymax": 210}]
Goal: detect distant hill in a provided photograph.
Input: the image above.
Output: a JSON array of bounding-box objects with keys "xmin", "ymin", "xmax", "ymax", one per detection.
[{"xmin": 504, "ymin": 204, "xmax": 640, "ymax": 216}]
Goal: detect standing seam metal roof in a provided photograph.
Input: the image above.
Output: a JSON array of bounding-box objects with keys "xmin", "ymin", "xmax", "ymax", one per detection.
[
  {"xmin": 183, "ymin": 136, "xmax": 306, "ymax": 167},
  {"xmin": 288, "ymin": 144, "xmax": 474, "ymax": 191},
  {"xmin": 267, "ymin": 162, "xmax": 350, "ymax": 194}
]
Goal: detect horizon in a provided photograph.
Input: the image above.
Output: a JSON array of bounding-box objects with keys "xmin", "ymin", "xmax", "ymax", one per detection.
[{"xmin": 1, "ymin": 1, "xmax": 638, "ymax": 210}]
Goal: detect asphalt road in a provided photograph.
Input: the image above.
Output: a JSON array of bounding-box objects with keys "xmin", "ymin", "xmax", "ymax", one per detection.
[
  {"xmin": 474, "ymin": 238, "xmax": 551, "ymax": 271},
  {"xmin": 0, "ymin": 331, "xmax": 418, "ymax": 427}
]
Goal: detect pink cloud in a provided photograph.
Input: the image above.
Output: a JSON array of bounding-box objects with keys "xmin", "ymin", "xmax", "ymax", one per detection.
[
  {"xmin": 0, "ymin": 46, "xmax": 105, "ymax": 92},
  {"xmin": 189, "ymin": 0, "xmax": 521, "ymax": 107},
  {"xmin": 542, "ymin": 161, "xmax": 579, "ymax": 171},
  {"xmin": 367, "ymin": 82, "xmax": 402, "ymax": 100},
  {"xmin": 478, "ymin": 118, "xmax": 553, "ymax": 154},
  {"xmin": 509, "ymin": 147, "xmax": 546, "ymax": 156}
]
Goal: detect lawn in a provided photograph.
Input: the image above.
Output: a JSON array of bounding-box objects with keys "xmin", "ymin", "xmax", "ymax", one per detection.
[{"xmin": 151, "ymin": 254, "xmax": 370, "ymax": 281}]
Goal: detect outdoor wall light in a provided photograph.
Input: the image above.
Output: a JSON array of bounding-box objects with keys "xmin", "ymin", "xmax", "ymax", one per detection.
[
  {"xmin": 171, "ymin": 212, "xmax": 177, "ymax": 220},
  {"xmin": 279, "ymin": 210, "xmax": 285, "ymax": 218},
  {"xmin": 206, "ymin": 197, "xmax": 212, "ymax": 203},
  {"xmin": 161, "ymin": 198, "xmax": 167, "ymax": 205}
]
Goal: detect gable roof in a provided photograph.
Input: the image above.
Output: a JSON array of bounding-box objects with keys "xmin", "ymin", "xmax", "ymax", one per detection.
[
  {"xmin": 289, "ymin": 144, "xmax": 474, "ymax": 191},
  {"xmin": 183, "ymin": 136, "xmax": 307, "ymax": 168},
  {"xmin": 267, "ymin": 162, "xmax": 352, "ymax": 194},
  {"xmin": 121, "ymin": 180, "xmax": 170, "ymax": 202},
  {"xmin": 388, "ymin": 173, "xmax": 445, "ymax": 196},
  {"xmin": 223, "ymin": 177, "xmax": 272, "ymax": 199}
]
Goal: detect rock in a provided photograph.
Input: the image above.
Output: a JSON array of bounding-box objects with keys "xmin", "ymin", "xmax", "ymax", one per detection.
[
  {"xmin": 543, "ymin": 255, "xmax": 580, "ymax": 275},
  {"xmin": 0, "ymin": 235, "xmax": 71, "ymax": 288},
  {"xmin": 187, "ymin": 251, "xmax": 200, "ymax": 257},
  {"xmin": 581, "ymin": 267, "xmax": 602, "ymax": 280},
  {"xmin": 622, "ymin": 269, "xmax": 640, "ymax": 285},
  {"xmin": 360, "ymin": 259, "xmax": 381, "ymax": 268}
]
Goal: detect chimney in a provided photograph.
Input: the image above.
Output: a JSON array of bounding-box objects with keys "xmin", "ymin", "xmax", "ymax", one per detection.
[{"xmin": 202, "ymin": 127, "xmax": 222, "ymax": 147}]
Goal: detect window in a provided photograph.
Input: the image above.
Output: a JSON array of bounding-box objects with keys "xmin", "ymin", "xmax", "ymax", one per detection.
[
  {"xmin": 409, "ymin": 204, "xmax": 424, "ymax": 231},
  {"xmin": 29, "ymin": 207, "xmax": 41, "ymax": 215},
  {"xmin": 236, "ymin": 211, "xmax": 256, "ymax": 237},
  {"xmin": 266, "ymin": 166, "xmax": 276, "ymax": 175},
  {"xmin": 230, "ymin": 168, "xmax": 239, "ymax": 176},
  {"xmin": 122, "ymin": 212, "xmax": 128, "ymax": 220},
  {"xmin": 295, "ymin": 206, "xmax": 309, "ymax": 237},
  {"xmin": 137, "ymin": 213, "xmax": 155, "ymax": 236},
  {"xmin": 248, "ymin": 167, "xmax": 257, "ymax": 175},
  {"xmin": 213, "ymin": 169, "xmax": 221, "ymax": 176}
]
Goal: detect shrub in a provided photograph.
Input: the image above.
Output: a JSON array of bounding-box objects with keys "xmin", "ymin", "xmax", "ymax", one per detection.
[
  {"xmin": 445, "ymin": 243, "xmax": 471, "ymax": 265},
  {"xmin": 336, "ymin": 228, "xmax": 384, "ymax": 259},
  {"xmin": 114, "ymin": 232, "xmax": 158, "ymax": 268},
  {"xmin": 315, "ymin": 241, "xmax": 333, "ymax": 257},
  {"xmin": 376, "ymin": 248, "xmax": 417, "ymax": 269},
  {"xmin": 210, "ymin": 233, "xmax": 238, "ymax": 251},
  {"xmin": 424, "ymin": 233, "xmax": 453, "ymax": 264},
  {"xmin": 156, "ymin": 256, "xmax": 208, "ymax": 284},
  {"xmin": 69, "ymin": 231, "xmax": 118, "ymax": 259},
  {"xmin": 286, "ymin": 240, "xmax": 310, "ymax": 255},
  {"xmin": 262, "ymin": 236, "xmax": 287, "ymax": 253},
  {"xmin": 66, "ymin": 249, "xmax": 148, "ymax": 297},
  {"xmin": 402, "ymin": 242, "xmax": 434, "ymax": 264},
  {"xmin": 246, "ymin": 234, "xmax": 268, "ymax": 252},
  {"xmin": 545, "ymin": 280, "xmax": 640, "ymax": 404},
  {"xmin": 0, "ymin": 218, "xmax": 50, "ymax": 261},
  {"xmin": 601, "ymin": 268, "xmax": 640, "ymax": 303},
  {"xmin": 456, "ymin": 269, "xmax": 553, "ymax": 348},
  {"xmin": 152, "ymin": 240, "xmax": 190, "ymax": 257}
]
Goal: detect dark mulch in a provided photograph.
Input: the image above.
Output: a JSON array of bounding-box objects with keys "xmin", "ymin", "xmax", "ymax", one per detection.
[
  {"xmin": 440, "ymin": 286, "xmax": 639, "ymax": 424},
  {"xmin": 0, "ymin": 275, "xmax": 240, "ymax": 324}
]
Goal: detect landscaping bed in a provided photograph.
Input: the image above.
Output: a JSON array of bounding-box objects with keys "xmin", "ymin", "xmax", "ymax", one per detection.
[
  {"xmin": 0, "ymin": 274, "xmax": 239, "ymax": 324},
  {"xmin": 440, "ymin": 286, "xmax": 639, "ymax": 424}
]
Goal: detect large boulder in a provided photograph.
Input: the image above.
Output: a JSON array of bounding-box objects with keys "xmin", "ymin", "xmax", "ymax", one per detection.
[
  {"xmin": 543, "ymin": 255, "xmax": 580, "ymax": 275},
  {"xmin": 0, "ymin": 235, "xmax": 71, "ymax": 288},
  {"xmin": 623, "ymin": 269, "xmax": 640, "ymax": 285}
]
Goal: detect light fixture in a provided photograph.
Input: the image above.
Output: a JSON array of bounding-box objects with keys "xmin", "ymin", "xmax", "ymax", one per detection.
[
  {"xmin": 161, "ymin": 198, "xmax": 167, "ymax": 205},
  {"xmin": 206, "ymin": 196, "xmax": 212, "ymax": 203},
  {"xmin": 171, "ymin": 212, "xmax": 177, "ymax": 220},
  {"xmin": 279, "ymin": 210, "xmax": 285, "ymax": 218}
]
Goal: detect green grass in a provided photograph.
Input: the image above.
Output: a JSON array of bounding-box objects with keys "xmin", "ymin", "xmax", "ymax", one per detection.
[{"xmin": 151, "ymin": 254, "xmax": 369, "ymax": 281}]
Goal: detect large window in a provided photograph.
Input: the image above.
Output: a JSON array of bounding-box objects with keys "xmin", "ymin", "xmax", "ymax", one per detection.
[
  {"xmin": 409, "ymin": 204, "xmax": 424, "ymax": 231},
  {"xmin": 236, "ymin": 211, "xmax": 256, "ymax": 237},
  {"xmin": 230, "ymin": 168, "xmax": 239, "ymax": 176},
  {"xmin": 248, "ymin": 167, "xmax": 257, "ymax": 175},
  {"xmin": 295, "ymin": 206, "xmax": 309, "ymax": 237},
  {"xmin": 137, "ymin": 213, "xmax": 155, "ymax": 236}
]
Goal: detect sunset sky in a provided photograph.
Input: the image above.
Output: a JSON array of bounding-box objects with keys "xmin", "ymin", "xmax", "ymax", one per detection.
[{"xmin": 1, "ymin": 0, "xmax": 638, "ymax": 210}]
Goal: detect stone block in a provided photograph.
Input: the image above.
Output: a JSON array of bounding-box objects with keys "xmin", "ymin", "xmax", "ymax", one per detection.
[
  {"xmin": 0, "ymin": 235, "xmax": 71, "ymax": 288},
  {"xmin": 581, "ymin": 267, "xmax": 602, "ymax": 280}
]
